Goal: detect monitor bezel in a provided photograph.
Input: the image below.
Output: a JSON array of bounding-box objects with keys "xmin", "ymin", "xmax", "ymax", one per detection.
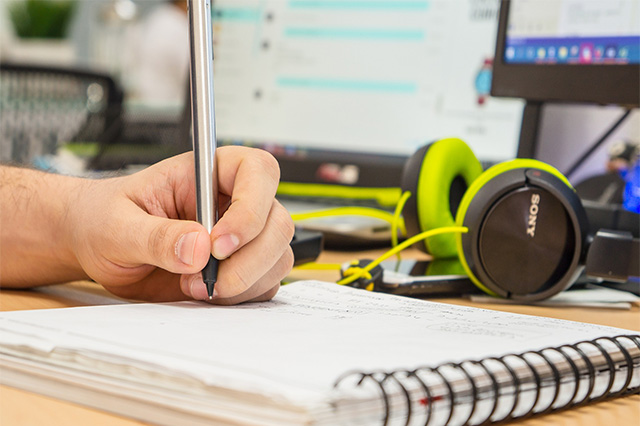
[{"xmin": 491, "ymin": 0, "xmax": 640, "ymax": 107}]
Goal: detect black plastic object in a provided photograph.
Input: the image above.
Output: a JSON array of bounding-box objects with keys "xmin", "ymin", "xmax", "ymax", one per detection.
[
  {"xmin": 339, "ymin": 259, "xmax": 384, "ymax": 291},
  {"xmin": 290, "ymin": 228, "xmax": 324, "ymax": 265},
  {"xmin": 586, "ymin": 230, "xmax": 639, "ymax": 282}
]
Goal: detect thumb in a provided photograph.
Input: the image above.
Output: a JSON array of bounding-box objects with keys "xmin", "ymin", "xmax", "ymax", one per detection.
[{"xmin": 125, "ymin": 214, "xmax": 211, "ymax": 274}]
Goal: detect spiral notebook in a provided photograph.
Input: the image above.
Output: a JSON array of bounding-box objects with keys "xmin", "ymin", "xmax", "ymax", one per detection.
[{"xmin": 0, "ymin": 281, "xmax": 638, "ymax": 426}]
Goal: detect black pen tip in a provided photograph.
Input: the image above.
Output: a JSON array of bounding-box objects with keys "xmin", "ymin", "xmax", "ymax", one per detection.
[
  {"xmin": 205, "ymin": 279, "xmax": 216, "ymax": 299},
  {"xmin": 202, "ymin": 255, "xmax": 219, "ymax": 299}
]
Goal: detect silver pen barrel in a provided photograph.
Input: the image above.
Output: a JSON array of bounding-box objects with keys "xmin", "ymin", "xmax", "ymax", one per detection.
[
  {"xmin": 189, "ymin": 0, "xmax": 218, "ymax": 233},
  {"xmin": 189, "ymin": 0, "xmax": 219, "ymax": 297}
]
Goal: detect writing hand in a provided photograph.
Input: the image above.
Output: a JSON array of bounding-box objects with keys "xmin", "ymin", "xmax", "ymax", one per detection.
[{"xmin": 0, "ymin": 147, "xmax": 294, "ymax": 304}]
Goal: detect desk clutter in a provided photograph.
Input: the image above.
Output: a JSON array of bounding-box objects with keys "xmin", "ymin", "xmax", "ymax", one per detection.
[
  {"xmin": 292, "ymin": 138, "xmax": 640, "ymax": 307},
  {"xmin": 0, "ymin": 281, "xmax": 638, "ymax": 426}
]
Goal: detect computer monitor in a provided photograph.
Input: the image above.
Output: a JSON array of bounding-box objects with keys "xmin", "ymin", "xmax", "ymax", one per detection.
[
  {"xmin": 492, "ymin": 0, "xmax": 640, "ymax": 157},
  {"xmin": 211, "ymin": 1, "xmax": 524, "ymax": 190}
]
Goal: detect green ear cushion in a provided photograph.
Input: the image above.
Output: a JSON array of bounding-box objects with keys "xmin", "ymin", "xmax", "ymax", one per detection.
[
  {"xmin": 425, "ymin": 258, "xmax": 467, "ymax": 276},
  {"xmin": 454, "ymin": 159, "xmax": 572, "ymax": 296},
  {"xmin": 416, "ymin": 138, "xmax": 483, "ymax": 257}
]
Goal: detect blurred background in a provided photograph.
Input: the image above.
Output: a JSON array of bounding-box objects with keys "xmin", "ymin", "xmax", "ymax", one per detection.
[
  {"xmin": 0, "ymin": 0, "xmax": 191, "ymax": 174},
  {"xmin": 0, "ymin": 0, "xmax": 638, "ymax": 190}
]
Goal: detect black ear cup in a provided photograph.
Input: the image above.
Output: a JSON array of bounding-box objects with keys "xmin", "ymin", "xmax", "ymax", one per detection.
[
  {"xmin": 457, "ymin": 166, "xmax": 589, "ymax": 301},
  {"xmin": 401, "ymin": 138, "xmax": 483, "ymax": 257},
  {"xmin": 401, "ymin": 144, "xmax": 430, "ymax": 242}
]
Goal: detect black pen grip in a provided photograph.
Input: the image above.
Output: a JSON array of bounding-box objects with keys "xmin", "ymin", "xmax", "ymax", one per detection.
[{"xmin": 202, "ymin": 255, "xmax": 219, "ymax": 299}]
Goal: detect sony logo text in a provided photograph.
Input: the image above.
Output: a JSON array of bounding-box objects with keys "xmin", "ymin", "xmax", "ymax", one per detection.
[{"xmin": 527, "ymin": 193, "xmax": 541, "ymax": 237}]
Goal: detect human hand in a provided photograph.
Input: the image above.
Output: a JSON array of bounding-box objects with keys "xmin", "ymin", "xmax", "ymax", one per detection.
[{"xmin": 69, "ymin": 147, "xmax": 294, "ymax": 304}]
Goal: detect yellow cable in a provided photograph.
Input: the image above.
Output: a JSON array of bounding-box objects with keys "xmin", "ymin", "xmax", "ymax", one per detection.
[
  {"xmin": 290, "ymin": 207, "xmax": 407, "ymax": 236},
  {"xmin": 336, "ymin": 226, "xmax": 468, "ymax": 286},
  {"xmin": 391, "ymin": 191, "xmax": 412, "ymax": 258},
  {"xmin": 295, "ymin": 262, "xmax": 342, "ymax": 271},
  {"xmin": 277, "ymin": 182, "xmax": 402, "ymax": 208}
]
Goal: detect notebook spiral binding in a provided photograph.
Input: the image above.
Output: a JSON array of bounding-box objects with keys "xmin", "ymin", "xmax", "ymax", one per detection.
[{"xmin": 333, "ymin": 334, "xmax": 640, "ymax": 426}]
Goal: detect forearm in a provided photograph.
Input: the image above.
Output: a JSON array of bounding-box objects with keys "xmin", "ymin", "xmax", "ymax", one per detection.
[{"xmin": 0, "ymin": 166, "xmax": 89, "ymax": 287}]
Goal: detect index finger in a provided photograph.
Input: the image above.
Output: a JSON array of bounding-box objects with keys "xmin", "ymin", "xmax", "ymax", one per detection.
[{"xmin": 210, "ymin": 146, "xmax": 282, "ymax": 258}]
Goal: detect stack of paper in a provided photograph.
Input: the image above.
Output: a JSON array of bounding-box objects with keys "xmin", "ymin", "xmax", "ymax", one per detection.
[{"xmin": 0, "ymin": 281, "xmax": 638, "ymax": 425}]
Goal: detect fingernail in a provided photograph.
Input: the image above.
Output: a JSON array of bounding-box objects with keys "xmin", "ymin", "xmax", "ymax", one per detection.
[
  {"xmin": 189, "ymin": 276, "xmax": 217, "ymax": 300},
  {"xmin": 212, "ymin": 234, "xmax": 239, "ymax": 259},
  {"xmin": 176, "ymin": 232, "xmax": 200, "ymax": 265}
]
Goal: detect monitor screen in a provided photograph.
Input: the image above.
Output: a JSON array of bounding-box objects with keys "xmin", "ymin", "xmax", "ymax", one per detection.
[
  {"xmin": 211, "ymin": 0, "xmax": 524, "ymax": 187},
  {"xmin": 504, "ymin": 0, "xmax": 640, "ymax": 65},
  {"xmin": 492, "ymin": 0, "xmax": 640, "ymax": 106}
]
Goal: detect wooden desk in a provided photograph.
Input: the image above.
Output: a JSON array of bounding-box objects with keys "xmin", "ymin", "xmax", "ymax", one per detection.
[{"xmin": 1, "ymin": 249, "xmax": 639, "ymax": 426}]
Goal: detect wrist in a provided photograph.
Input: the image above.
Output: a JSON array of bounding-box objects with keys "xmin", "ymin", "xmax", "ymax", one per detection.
[
  {"xmin": 0, "ymin": 167, "xmax": 90, "ymax": 286},
  {"xmin": 57, "ymin": 174, "xmax": 93, "ymax": 282}
]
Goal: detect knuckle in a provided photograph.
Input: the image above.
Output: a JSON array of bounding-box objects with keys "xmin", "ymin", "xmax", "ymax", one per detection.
[
  {"xmin": 148, "ymin": 223, "xmax": 173, "ymax": 262},
  {"xmin": 273, "ymin": 202, "xmax": 296, "ymax": 243},
  {"xmin": 252, "ymin": 150, "xmax": 280, "ymax": 184},
  {"xmin": 259, "ymin": 284, "xmax": 280, "ymax": 302},
  {"xmin": 279, "ymin": 246, "xmax": 295, "ymax": 278},
  {"xmin": 243, "ymin": 205, "xmax": 265, "ymax": 229},
  {"xmin": 228, "ymin": 265, "xmax": 254, "ymax": 294},
  {"xmin": 232, "ymin": 206, "xmax": 266, "ymax": 242}
]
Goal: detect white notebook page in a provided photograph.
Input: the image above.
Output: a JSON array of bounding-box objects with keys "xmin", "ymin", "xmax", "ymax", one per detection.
[{"xmin": 0, "ymin": 280, "xmax": 638, "ymax": 426}]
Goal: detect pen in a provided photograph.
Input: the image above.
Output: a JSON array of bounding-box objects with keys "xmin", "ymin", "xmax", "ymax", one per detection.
[{"xmin": 188, "ymin": 0, "xmax": 219, "ymax": 299}]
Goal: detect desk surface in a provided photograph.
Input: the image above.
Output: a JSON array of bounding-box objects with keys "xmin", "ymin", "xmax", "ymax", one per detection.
[{"xmin": 1, "ymin": 249, "xmax": 639, "ymax": 426}]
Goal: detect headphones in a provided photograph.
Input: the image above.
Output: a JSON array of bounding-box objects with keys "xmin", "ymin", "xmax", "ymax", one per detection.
[{"xmin": 400, "ymin": 137, "xmax": 640, "ymax": 302}]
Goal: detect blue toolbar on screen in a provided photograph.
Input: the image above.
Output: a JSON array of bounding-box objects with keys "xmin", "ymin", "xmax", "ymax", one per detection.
[
  {"xmin": 505, "ymin": 0, "xmax": 640, "ymax": 65},
  {"xmin": 505, "ymin": 36, "xmax": 640, "ymax": 64}
]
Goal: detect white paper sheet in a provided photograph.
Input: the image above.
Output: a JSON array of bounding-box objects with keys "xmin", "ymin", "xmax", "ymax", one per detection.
[{"xmin": 0, "ymin": 281, "xmax": 637, "ymax": 425}]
